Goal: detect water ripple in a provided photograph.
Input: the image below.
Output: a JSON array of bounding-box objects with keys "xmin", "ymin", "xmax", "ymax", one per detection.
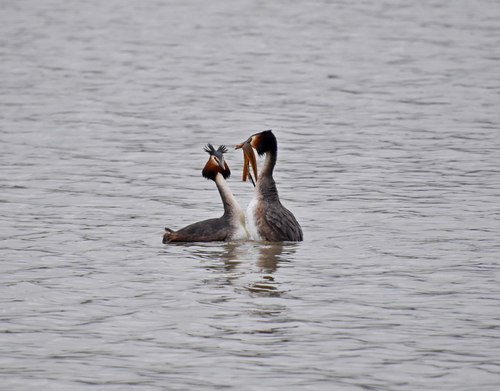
[{"xmin": 1, "ymin": 0, "xmax": 500, "ymax": 390}]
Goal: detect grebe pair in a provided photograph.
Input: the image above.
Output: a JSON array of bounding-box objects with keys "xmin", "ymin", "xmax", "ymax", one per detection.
[{"xmin": 162, "ymin": 130, "xmax": 303, "ymax": 243}]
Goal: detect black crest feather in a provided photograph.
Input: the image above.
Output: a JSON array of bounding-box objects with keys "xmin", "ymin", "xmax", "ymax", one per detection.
[
  {"xmin": 255, "ymin": 130, "xmax": 277, "ymax": 156},
  {"xmin": 204, "ymin": 144, "xmax": 228, "ymax": 158},
  {"xmin": 204, "ymin": 143, "xmax": 217, "ymax": 155},
  {"xmin": 218, "ymin": 145, "xmax": 228, "ymax": 154}
]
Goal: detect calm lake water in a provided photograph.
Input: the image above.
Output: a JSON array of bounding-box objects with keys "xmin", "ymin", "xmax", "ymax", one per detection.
[{"xmin": 1, "ymin": 0, "xmax": 500, "ymax": 390}]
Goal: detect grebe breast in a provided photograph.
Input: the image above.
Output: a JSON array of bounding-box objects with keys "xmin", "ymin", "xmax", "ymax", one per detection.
[{"xmin": 246, "ymin": 197, "xmax": 262, "ymax": 241}]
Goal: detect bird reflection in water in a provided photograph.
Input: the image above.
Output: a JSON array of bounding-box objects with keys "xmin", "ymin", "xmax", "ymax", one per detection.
[
  {"xmin": 164, "ymin": 242, "xmax": 297, "ymax": 297},
  {"xmin": 218, "ymin": 242, "xmax": 246, "ymax": 272},
  {"xmin": 246, "ymin": 243, "xmax": 284, "ymax": 296},
  {"xmin": 255, "ymin": 243, "xmax": 283, "ymax": 271},
  {"xmin": 218, "ymin": 242, "xmax": 290, "ymax": 273},
  {"xmin": 228, "ymin": 242, "xmax": 298, "ymax": 297}
]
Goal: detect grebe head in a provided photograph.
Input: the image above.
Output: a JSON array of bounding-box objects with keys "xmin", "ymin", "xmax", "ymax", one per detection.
[
  {"xmin": 202, "ymin": 144, "xmax": 231, "ymax": 181},
  {"xmin": 241, "ymin": 129, "xmax": 277, "ymax": 156}
]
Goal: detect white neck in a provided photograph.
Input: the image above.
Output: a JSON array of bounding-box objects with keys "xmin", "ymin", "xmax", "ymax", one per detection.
[
  {"xmin": 215, "ymin": 173, "xmax": 248, "ymax": 239},
  {"xmin": 215, "ymin": 174, "xmax": 244, "ymax": 218}
]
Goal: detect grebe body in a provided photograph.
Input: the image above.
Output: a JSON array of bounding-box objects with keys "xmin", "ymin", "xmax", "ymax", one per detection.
[
  {"xmin": 238, "ymin": 130, "xmax": 303, "ymax": 242},
  {"xmin": 163, "ymin": 144, "xmax": 249, "ymax": 243}
]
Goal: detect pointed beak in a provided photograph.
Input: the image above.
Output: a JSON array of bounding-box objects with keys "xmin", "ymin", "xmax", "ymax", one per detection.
[
  {"xmin": 217, "ymin": 156, "xmax": 226, "ymax": 169},
  {"xmin": 235, "ymin": 139, "xmax": 258, "ymax": 185}
]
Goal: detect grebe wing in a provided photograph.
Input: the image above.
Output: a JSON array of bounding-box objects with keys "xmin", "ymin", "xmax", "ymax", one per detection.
[
  {"xmin": 163, "ymin": 218, "xmax": 231, "ymax": 243},
  {"xmin": 264, "ymin": 203, "xmax": 303, "ymax": 242}
]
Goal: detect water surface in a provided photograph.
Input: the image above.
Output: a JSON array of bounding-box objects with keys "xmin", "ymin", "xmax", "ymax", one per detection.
[{"xmin": 1, "ymin": 1, "xmax": 500, "ymax": 390}]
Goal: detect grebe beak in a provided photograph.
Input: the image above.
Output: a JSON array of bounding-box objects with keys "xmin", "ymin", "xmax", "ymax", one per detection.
[
  {"xmin": 236, "ymin": 138, "xmax": 258, "ymax": 186},
  {"xmin": 215, "ymin": 155, "xmax": 226, "ymax": 169}
]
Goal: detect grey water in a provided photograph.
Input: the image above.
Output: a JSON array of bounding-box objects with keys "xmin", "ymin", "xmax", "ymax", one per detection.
[{"xmin": 1, "ymin": 0, "xmax": 500, "ymax": 390}]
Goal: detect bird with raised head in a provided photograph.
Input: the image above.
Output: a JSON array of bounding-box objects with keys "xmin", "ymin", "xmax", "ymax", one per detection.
[
  {"xmin": 163, "ymin": 144, "xmax": 249, "ymax": 243},
  {"xmin": 236, "ymin": 130, "xmax": 303, "ymax": 242}
]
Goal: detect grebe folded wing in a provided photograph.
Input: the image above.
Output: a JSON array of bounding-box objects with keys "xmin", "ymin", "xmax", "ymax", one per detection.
[
  {"xmin": 163, "ymin": 219, "xmax": 232, "ymax": 243},
  {"xmin": 263, "ymin": 202, "xmax": 303, "ymax": 242}
]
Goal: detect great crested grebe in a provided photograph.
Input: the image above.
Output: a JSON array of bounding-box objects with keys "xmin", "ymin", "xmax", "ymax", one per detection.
[
  {"xmin": 236, "ymin": 130, "xmax": 303, "ymax": 242},
  {"xmin": 162, "ymin": 144, "xmax": 248, "ymax": 243}
]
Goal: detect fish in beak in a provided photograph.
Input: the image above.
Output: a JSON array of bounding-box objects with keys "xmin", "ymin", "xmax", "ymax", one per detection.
[{"xmin": 235, "ymin": 138, "xmax": 258, "ymax": 186}]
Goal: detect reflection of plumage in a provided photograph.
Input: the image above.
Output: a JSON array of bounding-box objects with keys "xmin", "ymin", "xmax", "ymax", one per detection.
[
  {"xmin": 238, "ymin": 130, "xmax": 303, "ymax": 242},
  {"xmin": 163, "ymin": 144, "xmax": 248, "ymax": 243}
]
